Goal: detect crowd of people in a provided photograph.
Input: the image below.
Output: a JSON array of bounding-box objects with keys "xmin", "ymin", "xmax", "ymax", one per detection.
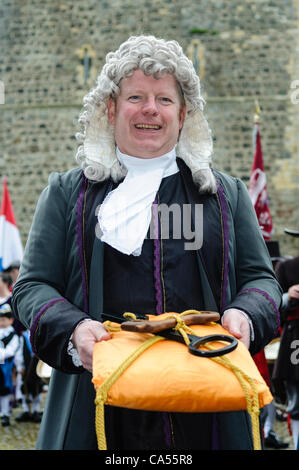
[{"xmin": 0, "ymin": 262, "xmax": 44, "ymax": 428}]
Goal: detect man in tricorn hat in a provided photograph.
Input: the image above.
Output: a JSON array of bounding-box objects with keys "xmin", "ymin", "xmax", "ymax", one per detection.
[
  {"xmin": 273, "ymin": 226, "xmax": 299, "ymax": 449},
  {"xmin": 12, "ymin": 35, "xmax": 281, "ymax": 450}
]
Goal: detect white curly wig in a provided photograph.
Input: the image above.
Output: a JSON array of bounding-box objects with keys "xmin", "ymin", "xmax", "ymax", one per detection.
[{"xmin": 75, "ymin": 35, "xmax": 217, "ymax": 194}]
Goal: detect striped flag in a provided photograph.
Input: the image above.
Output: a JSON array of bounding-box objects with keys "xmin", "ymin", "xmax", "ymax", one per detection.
[
  {"xmin": 250, "ymin": 115, "xmax": 274, "ymax": 389},
  {"xmin": 249, "ymin": 120, "xmax": 274, "ymax": 241},
  {"xmin": 0, "ymin": 178, "xmax": 23, "ymax": 271}
]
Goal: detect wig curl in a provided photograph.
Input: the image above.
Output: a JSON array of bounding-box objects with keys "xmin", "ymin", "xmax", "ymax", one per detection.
[{"xmin": 75, "ymin": 35, "xmax": 216, "ymax": 193}]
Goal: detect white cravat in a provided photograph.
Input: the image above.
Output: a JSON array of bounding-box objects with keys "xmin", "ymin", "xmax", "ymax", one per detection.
[{"xmin": 97, "ymin": 147, "xmax": 179, "ymax": 256}]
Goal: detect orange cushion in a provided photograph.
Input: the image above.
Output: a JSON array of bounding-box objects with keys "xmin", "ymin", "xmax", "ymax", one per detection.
[{"xmin": 92, "ymin": 313, "xmax": 272, "ymax": 413}]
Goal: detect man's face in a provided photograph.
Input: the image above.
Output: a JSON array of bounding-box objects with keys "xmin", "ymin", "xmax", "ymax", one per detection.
[{"xmin": 107, "ymin": 69, "xmax": 186, "ymax": 158}]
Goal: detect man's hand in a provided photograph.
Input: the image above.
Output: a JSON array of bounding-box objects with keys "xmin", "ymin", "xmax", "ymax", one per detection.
[
  {"xmin": 72, "ymin": 320, "xmax": 111, "ymax": 372},
  {"xmin": 288, "ymin": 284, "xmax": 299, "ymax": 302},
  {"xmin": 222, "ymin": 308, "xmax": 251, "ymax": 349}
]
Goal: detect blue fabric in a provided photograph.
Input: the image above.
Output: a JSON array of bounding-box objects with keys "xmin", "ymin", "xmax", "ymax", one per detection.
[{"xmin": 0, "ymin": 358, "xmax": 14, "ymax": 393}]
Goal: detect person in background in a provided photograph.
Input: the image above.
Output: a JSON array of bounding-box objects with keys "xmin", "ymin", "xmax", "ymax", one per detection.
[
  {"xmin": 0, "ymin": 272, "xmax": 12, "ymax": 305},
  {"xmin": 3, "ymin": 261, "xmax": 20, "ymax": 286},
  {"xmin": 259, "ymin": 241, "xmax": 289, "ymax": 448},
  {"xmin": 273, "ymin": 226, "xmax": 299, "ymax": 450},
  {"xmin": 0, "ymin": 303, "xmax": 19, "ymax": 426},
  {"xmin": 2, "ymin": 263, "xmax": 25, "ymax": 336},
  {"xmin": 14, "ymin": 329, "xmax": 43, "ymax": 423}
]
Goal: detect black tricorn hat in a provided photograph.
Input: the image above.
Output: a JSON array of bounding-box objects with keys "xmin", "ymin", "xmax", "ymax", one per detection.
[
  {"xmin": 284, "ymin": 227, "xmax": 299, "ymax": 237},
  {"xmin": 3, "ymin": 260, "xmax": 20, "ymax": 272},
  {"xmin": 265, "ymin": 240, "xmax": 283, "ymax": 261}
]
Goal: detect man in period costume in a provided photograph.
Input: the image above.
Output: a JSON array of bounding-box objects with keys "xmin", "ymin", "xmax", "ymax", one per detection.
[
  {"xmin": 12, "ymin": 35, "xmax": 281, "ymax": 450},
  {"xmin": 273, "ymin": 226, "xmax": 299, "ymax": 449}
]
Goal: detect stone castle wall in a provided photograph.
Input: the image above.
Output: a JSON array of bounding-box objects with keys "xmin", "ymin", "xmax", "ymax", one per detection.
[{"xmin": 0, "ymin": 0, "xmax": 299, "ymax": 256}]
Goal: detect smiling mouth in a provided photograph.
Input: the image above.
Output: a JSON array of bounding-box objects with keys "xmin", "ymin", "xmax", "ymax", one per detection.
[{"xmin": 135, "ymin": 124, "xmax": 162, "ymax": 130}]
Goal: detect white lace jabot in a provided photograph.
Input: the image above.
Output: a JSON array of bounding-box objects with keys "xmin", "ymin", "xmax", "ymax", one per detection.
[{"xmin": 97, "ymin": 147, "xmax": 178, "ymax": 256}]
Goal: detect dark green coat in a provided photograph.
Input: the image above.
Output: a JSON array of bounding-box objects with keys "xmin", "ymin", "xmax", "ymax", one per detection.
[{"xmin": 12, "ymin": 159, "xmax": 282, "ymax": 449}]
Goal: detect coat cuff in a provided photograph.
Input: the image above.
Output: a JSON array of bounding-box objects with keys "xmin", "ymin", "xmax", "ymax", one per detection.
[
  {"xmin": 225, "ymin": 288, "xmax": 280, "ymax": 355},
  {"xmin": 30, "ymin": 298, "xmax": 90, "ymax": 374}
]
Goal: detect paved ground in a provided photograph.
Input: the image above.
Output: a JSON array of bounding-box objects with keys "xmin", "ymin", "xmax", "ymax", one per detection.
[
  {"xmin": 270, "ymin": 415, "xmax": 294, "ymax": 450},
  {"xmin": 0, "ymin": 401, "xmax": 43, "ymax": 450},
  {"xmin": 0, "ymin": 395, "xmax": 294, "ymax": 451},
  {"xmin": 266, "ymin": 400, "xmax": 295, "ymax": 450}
]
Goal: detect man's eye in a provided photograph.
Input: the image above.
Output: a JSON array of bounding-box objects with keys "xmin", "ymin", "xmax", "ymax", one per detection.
[
  {"xmin": 129, "ymin": 96, "xmax": 140, "ymax": 101},
  {"xmin": 160, "ymin": 97, "xmax": 171, "ymax": 103}
]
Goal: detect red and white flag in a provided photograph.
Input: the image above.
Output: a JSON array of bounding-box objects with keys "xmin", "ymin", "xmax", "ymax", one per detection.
[
  {"xmin": 0, "ymin": 178, "xmax": 23, "ymax": 271},
  {"xmin": 249, "ymin": 123, "xmax": 273, "ymax": 240}
]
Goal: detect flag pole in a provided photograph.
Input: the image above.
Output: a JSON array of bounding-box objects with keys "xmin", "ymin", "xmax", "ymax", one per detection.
[
  {"xmin": 254, "ymin": 99, "xmax": 260, "ymax": 124},
  {"xmin": 253, "ymin": 99, "xmax": 260, "ymax": 151}
]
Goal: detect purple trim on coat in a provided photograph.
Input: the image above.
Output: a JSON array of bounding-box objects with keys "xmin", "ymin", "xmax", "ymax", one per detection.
[
  {"xmin": 237, "ymin": 288, "xmax": 280, "ymax": 332},
  {"xmin": 216, "ymin": 184, "xmax": 230, "ymax": 311},
  {"xmin": 76, "ymin": 172, "xmax": 89, "ymax": 313},
  {"xmin": 162, "ymin": 413, "xmax": 172, "ymax": 448},
  {"xmin": 30, "ymin": 297, "xmax": 66, "ymax": 353},
  {"xmin": 152, "ymin": 199, "xmax": 163, "ymax": 315}
]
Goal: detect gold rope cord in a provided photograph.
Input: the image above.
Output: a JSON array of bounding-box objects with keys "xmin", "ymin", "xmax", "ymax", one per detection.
[
  {"xmin": 94, "ymin": 328, "xmax": 164, "ymax": 451},
  {"xmin": 94, "ymin": 310, "xmax": 262, "ymax": 450}
]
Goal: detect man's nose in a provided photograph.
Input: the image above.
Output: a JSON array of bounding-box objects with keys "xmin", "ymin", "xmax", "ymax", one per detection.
[{"xmin": 142, "ymin": 97, "xmax": 158, "ymax": 115}]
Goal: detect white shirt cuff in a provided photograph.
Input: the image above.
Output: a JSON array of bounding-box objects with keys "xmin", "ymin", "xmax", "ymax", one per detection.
[{"xmin": 67, "ymin": 319, "xmax": 92, "ymax": 367}]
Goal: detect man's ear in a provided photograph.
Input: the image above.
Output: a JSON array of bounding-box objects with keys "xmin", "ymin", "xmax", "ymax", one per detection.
[
  {"xmin": 107, "ymin": 97, "xmax": 116, "ymax": 125},
  {"xmin": 179, "ymin": 104, "xmax": 186, "ymax": 130}
]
